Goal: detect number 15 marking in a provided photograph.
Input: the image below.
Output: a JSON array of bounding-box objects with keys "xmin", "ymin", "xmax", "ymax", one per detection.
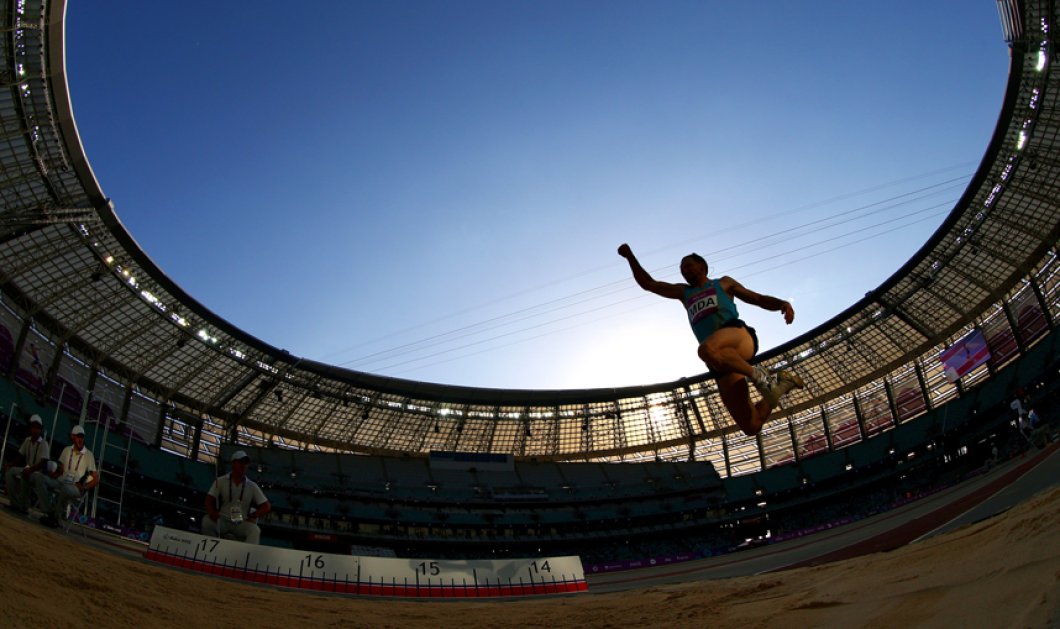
[{"xmin": 416, "ymin": 561, "xmax": 440, "ymax": 576}]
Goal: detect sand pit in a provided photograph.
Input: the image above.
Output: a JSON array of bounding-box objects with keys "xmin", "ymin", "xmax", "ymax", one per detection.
[{"xmin": 1, "ymin": 487, "xmax": 1059, "ymax": 628}]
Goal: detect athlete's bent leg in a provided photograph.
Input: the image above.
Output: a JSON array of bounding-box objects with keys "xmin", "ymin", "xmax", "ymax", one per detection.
[
  {"xmin": 717, "ymin": 373, "xmax": 772, "ymax": 436},
  {"xmin": 699, "ymin": 328, "xmax": 773, "ymax": 436}
]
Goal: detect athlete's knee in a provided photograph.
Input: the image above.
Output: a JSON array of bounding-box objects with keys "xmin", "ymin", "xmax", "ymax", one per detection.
[{"xmin": 698, "ymin": 339, "xmax": 726, "ymax": 369}]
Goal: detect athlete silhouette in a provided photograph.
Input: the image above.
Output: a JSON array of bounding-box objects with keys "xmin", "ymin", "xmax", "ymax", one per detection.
[{"xmin": 619, "ymin": 244, "xmax": 804, "ymax": 436}]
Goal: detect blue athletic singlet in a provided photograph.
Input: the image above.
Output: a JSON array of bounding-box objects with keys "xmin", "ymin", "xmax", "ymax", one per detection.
[{"xmin": 682, "ymin": 279, "xmax": 740, "ymax": 343}]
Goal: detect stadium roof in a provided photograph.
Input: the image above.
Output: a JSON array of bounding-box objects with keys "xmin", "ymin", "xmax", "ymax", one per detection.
[{"xmin": 0, "ymin": 0, "xmax": 1056, "ymax": 466}]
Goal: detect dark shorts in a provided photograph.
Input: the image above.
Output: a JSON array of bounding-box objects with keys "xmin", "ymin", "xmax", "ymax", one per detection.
[{"xmin": 720, "ymin": 318, "xmax": 759, "ymax": 356}]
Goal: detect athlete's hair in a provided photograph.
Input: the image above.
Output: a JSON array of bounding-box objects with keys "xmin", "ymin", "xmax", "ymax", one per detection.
[{"xmin": 684, "ymin": 253, "xmax": 708, "ymax": 276}]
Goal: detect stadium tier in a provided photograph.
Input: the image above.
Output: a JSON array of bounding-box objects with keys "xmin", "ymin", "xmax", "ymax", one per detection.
[{"xmin": 0, "ymin": 0, "xmax": 1059, "ymax": 561}]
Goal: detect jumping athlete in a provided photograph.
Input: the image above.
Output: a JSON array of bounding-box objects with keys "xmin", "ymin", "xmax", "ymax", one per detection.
[{"xmin": 618, "ymin": 244, "xmax": 804, "ymax": 436}]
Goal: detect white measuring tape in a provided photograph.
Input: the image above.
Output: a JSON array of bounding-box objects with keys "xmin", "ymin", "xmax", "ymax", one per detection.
[{"xmin": 145, "ymin": 526, "xmax": 587, "ymax": 598}]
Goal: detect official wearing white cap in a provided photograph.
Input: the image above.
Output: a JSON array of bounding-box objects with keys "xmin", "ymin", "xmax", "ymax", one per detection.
[
  {"xmin": 32, "ymin": 423, "xmax": 98, "ymax": 528},
  {"xmin": 201, "ymin": 450, "xmax": 271, "ymax": 544},
  {"xmin": 4, "ymin": 415, "xmax": 50, "ymax": 513}
]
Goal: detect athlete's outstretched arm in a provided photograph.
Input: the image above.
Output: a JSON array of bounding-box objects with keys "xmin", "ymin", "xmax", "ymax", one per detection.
[
  {"xmin": 722, "ymin": 276, "xmax": 795, "ymax": 324},
  {"xmin": 618, "ymin": 244, "xmax": 684, "ymax": 299}
]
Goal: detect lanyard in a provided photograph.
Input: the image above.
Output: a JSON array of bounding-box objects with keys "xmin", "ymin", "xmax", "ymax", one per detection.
[
  {"xmin": 228, "ymin": 477, "xmax": 247, "ymax": 504},
  {"xmin": 67, "ymin": 448, "xmax": 84, "ymax": 476}
]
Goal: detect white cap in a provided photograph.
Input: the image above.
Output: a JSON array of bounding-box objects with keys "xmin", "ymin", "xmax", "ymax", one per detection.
[
  {"xmin": 230, "ymin": 450, "xmax": 250, "ymax": 462},
  {"xmin": 28, "ymin": 414, "xmax": 43, "ymax": 426},
  {"xmin": 70, "ymin": 425, "xmax": 85, "ymax": 436}
]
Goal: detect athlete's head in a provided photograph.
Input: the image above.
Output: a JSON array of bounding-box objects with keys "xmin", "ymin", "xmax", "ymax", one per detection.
[{"xmin": 680, "ymin": 253, "xmax": 708, "ymax": 284}]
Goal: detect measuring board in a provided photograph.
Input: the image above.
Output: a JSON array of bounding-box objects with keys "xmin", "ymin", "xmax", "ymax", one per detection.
[{"xmin": 145, "ymin": 526, "xmax": 587, "ymax": 598}]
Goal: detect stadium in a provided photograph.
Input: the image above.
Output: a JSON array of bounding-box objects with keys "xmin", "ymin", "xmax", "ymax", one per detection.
[{"xmin": 1, "ymin": 0, "xmax": 1060, "ymax": 625}]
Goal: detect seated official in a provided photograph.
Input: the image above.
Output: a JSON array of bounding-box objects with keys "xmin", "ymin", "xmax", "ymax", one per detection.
[
  {"xmin": 32, "ymin": 424, "xmax": 98, "ymax": 528},
  {"xmin": 202, "ymin": 450, "xmax": 271, "ymax": 545},
  {"xmin": 4, "ymin": 414, "xmax": 50, "ymax": 513}
]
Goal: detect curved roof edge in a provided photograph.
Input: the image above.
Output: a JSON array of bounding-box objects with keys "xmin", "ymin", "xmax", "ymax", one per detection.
[
  {"xmin": 42, "ymin": 0, "xmax": 1024, "ymax": 407},
  {"xmin": 759, "ymin": 44, "xmax": 1025, "ymax": 364},
  {"xmin": 45, "ymin": 0, "xmax": 718, "ymax": 406}
]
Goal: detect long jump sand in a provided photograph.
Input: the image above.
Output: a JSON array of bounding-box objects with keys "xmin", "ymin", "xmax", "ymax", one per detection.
[{"xmin": 1, "ymin": 484, "xmax": 1059, "ymax": 628}]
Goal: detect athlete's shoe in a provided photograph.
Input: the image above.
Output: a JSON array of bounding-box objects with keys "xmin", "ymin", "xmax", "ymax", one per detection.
[
  {"xmin": 767, "ymin": 370, "xmax": 805, "ymax": 405},
  {"xmin": 750, "ymin": 365, "xmax": 777, "ymax": 405}
]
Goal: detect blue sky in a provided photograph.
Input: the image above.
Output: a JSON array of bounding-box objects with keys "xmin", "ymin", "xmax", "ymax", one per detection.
[{"xmin": 66, "ymin": 1, "xmax": 1009, "ymax": 390}]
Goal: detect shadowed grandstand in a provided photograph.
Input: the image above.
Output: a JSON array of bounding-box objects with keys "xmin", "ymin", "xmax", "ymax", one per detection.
[{"xmin": 0, "ymin": 0, "xmax": 1058, "ymax": 565}]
